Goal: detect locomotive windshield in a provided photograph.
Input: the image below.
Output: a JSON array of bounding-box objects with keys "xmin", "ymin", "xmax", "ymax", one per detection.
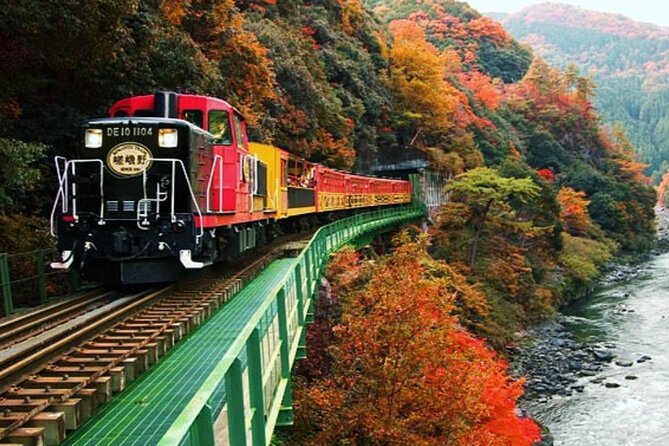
[{"xmin": 209, "ymin": 110, "xmax": 232, "ymax": 145}]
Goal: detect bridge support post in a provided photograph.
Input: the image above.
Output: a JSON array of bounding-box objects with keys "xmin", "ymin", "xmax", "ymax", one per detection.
[
  {"xmin": 276, "ymin": 288, "xmax": 294, "ymax": 426},
  {"xmin": 247, "ymin": 328, "xmax": 267, "ymax": 446},
  {"xmin": 225, "ymin": 358, "xmax": 247, "ymax": 446},
  {"xmin": 190, "ymin": 403, "xmax": 216, "ymax": 446},
  {"xmin": 1, "ymin": 253, "xmax": 13, "ymax": 316},
  {"xmin": 277, "ymin": 376, "xmax": 294, "ymax": 426},
  {"xmin": 295, "ymin": 264, "xmax": 307, "ymax": 360}
]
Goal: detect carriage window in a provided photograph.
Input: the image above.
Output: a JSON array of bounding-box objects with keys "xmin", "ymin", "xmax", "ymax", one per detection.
[
  {"xmin": 281, "ymin": 159, "xmax": 287, "ymax": 187},
  {"xmin": 208, "ymin": 110, "xmax": 232, "ymax": 145},
  {"xmin": 182, "ymin": 110, "xmax": 203, "ymax": 128}
]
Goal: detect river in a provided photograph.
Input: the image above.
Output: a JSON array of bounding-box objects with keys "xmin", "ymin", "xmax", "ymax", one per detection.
[{"xmin": 525, "ymin": 253, "xmax": 669, "ymax": 445}]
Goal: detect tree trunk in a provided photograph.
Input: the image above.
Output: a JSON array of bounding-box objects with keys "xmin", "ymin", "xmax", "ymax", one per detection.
[{"xmin": 469, "ymin": 199, "xmax": 492, "ymax": 267}]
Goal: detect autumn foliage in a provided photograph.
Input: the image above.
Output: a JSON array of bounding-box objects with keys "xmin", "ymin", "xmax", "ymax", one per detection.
[
  {"xmin": 283, "ymin": 236, "xmax": 540, "ymax": 446},
  {"xmin": 557, "ymin": 187, "xmax": 592, "ymax": 236},
  {"xmin": 657, "ymin": 171, "xmax": 669, "ymax": 207}
]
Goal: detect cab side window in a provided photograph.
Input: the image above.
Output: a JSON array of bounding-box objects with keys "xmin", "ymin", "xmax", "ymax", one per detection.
[
  {"xmin": 208, "ymin": 110, "xmax": 232, "ymax": 145},
  {"xmin": 182, "ymin": 110, "xmax": 203, "ymax": 128}
]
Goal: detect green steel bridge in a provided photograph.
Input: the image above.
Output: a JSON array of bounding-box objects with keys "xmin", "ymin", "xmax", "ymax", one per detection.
[{"xmin": 56, "ymin": 172, "xmax": 442, "ymax": 446}]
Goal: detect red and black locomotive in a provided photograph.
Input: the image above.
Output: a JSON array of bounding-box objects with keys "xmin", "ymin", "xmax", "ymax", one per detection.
[{"xmin": 50, "ymin": 92, "xmax": 411, "ymax": 284}]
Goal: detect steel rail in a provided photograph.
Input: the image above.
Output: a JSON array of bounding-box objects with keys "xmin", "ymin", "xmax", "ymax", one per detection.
[{"xmin": 0, "ymin": 288, "xmax": 114, "ymax": 348}]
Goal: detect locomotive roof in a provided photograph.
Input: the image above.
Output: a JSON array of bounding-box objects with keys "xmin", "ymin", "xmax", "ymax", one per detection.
[{"xmin": 84, "ymin": 117, "xmax": 213, "ymax": 137}]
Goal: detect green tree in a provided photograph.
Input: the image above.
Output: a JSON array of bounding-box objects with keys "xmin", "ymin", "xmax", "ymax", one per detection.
[
  {"xmin": 446, "ymin": 167, "xmax": 541, "ymax": 266},
  {"xmin": 0, "ymin": 138, "xmax": 46, "ymax": 215}
]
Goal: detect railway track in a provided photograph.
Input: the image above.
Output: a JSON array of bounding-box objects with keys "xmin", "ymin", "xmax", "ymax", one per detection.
[
  {"xmin": 0, "ymin": 288, "xmax": 116, "ymax": 351},
  {"xmin": 0, "ymin": 234, "xmax": 311, "ymax": 446}
]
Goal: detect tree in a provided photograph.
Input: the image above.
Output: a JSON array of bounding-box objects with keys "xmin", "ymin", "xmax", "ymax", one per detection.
[
  {"xmin": 445, "ymin": 167, "xmax": 541, "ymax": 266},
  {"xmin": 0, "ymin": 138, "xmax": 46, "ymax": 215},
  {"xmin": 287, "ymin": 235, "xmax": 540, "ymax": 446},
  {"xmin": 557, "ymin": 187, "xmax": 592, "ymax": 236},
  {"xmin": 386, "ymin": 20, "xmax": 461, "ymax": 145}
]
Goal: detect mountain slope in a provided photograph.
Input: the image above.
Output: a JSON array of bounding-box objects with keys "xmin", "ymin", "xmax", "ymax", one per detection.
[{"xmin": 501, "ymin": 2, "xmax": 669, "ymax": 180}]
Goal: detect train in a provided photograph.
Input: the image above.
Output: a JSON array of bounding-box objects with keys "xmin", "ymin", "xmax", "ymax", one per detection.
[{"xmin": 49, "ymin": 92, "xmax": 412, "ymax": 284}]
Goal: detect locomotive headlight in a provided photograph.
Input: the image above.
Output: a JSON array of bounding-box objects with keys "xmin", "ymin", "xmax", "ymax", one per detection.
[
  {"xmin": 158, "ymin": 128, "xmax": 178, "ymax": 148},
  {"xmin": 85, "ymin": 129, "xmax": 103, "ymax": 148}
]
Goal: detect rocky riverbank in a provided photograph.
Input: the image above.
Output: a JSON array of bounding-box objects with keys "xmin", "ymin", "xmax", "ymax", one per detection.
[
  {"xmin": 513, "ymin": 207, "xmax": 669, "ymax": 445},
  {"xmin": 510, "ymin": 316, "xmax": 653, "ymax": 403}
]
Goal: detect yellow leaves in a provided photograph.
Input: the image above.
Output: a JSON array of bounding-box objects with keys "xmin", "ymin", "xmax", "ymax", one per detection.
[
  {"xmin": 339, "ymin": 0, "xmax": 363, "ymax": 35},
  {"xmin": 387, "ymin": 20, "xmax": 464, "ymax": 138},
  {"xmin": 656, "ymin": 170, "xmax": 669, "ymax": 206},
  {"xmin": 560, "ymin": 233, "xmax": 615, "ymax": 282},
  {"xmin": 442, "ymin": 48, "xmax": 463, "ymax": 75}
]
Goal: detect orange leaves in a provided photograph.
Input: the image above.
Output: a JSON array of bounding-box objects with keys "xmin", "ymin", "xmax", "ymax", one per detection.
[
  {"xmin": 288, "ymin": 234, "xmax": 539, "ymax": 446},
  {"xmin": 597, "ymin": 126, "xmax": 650, "ymax": 185},
  {"xmin": 313, "ymin": 128, "xmax": 356, "ymax": 170},
  {"xmin": 657, "ymin": 170, "xmax": 669, "ymax": 206},
  {"xmin": 326, "ymin": 246, "xmax": 363, "ymax": 294},
  {"xmin": 462, "ymin": 70, "xmax": 501, "ymax": 110},
  {"xmin": 159, "ymin": 0, "xmax": 190, "ymax": 26},
  {"xmin": 468, "ymin": 17, "xmax": 511, "ymax": 45},
  {"xmin": 557, "ymin": 187, "xmax": 592, "ymax": 236}
]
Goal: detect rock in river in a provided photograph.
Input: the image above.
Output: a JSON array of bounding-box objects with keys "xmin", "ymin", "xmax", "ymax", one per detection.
[
  {"xmin": 615, "ymin": 360, "xmax": 633, "ymax": 367},
  {"xmin": 593, "ymin": 350, "xmax": 615, "ymax": 362}
]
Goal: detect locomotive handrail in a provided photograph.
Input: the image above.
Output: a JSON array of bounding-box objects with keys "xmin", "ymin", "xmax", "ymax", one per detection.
[
  {"xmin": 144, "ymin": 158, "xmax": 204, "ymax": 243},
  {"xmin": 242, "ymin": 152, "xmax": 259, "ymax": 212},
  {"xmin": 49, "ymin": 157, "xmax": 105, "ymax": 236},
  {"xmin": 49, "ymin": 156, "xmax": 68, "ymax": 236},
  {"xmin": 205, "ymin": 154, "xmax": 224, "ymax": 213}
]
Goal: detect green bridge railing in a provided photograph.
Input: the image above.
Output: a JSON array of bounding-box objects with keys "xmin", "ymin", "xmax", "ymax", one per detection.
[
  {"xmin": 0, "ymin": 249, "xmax": 79, "ymax": 316},
  {"xmin": 158, "ymin": 204, "xmax": 426, "ymax": 446}
]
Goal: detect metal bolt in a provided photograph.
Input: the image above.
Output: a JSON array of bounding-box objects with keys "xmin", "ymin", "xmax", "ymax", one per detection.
[
  {"xmin": 108, "ymin": 347, "xmax": 113, "ymax": 352},
  {"xmin": 24, "ymin": 396, "xmax": 31, "ymax": 403},
  {"xmin": 3, "ymin": 408, "xmax": 11, "ymax": 417},
  {"xmin": 79, "ymin": 364, "xmax": 85, "ymax": 369},
  {"xmin": 45, "ymin": 385, "xmax": 51, "ymax": 393},
  {"xmin": 63, "ymin": 374, "xmax": 69, "ymax": 380},
  {"xmin": 95, "ymin": 355, "xmax": 100, "ymax": 360}
]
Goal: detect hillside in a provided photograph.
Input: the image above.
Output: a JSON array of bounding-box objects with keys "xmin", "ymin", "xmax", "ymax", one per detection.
[
  {"xmin": 0, "ymin": 2, "xmax": 658, "ymax": 444},
  {"xmin": 501, "ymin": 2, "xmax": 669, "ymax": 180}
]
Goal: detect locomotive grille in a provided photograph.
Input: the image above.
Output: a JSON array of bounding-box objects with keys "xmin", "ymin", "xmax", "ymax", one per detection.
[
  {"xmin": 106, "ymin": 200, "xmax": 119, "ymax": 212},
  {"xmin": 122, "ymin": 201, "xmax": 135, "ymax": 212}
]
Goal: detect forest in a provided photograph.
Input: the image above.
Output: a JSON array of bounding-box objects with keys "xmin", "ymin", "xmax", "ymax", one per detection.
[
  {"xmin": 0, "ymin": 0, "xmax": 658, "ymax": 444},
  {"xmin": 501, "ymin": 2, "xmax": 669, "ymax": 182}
]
